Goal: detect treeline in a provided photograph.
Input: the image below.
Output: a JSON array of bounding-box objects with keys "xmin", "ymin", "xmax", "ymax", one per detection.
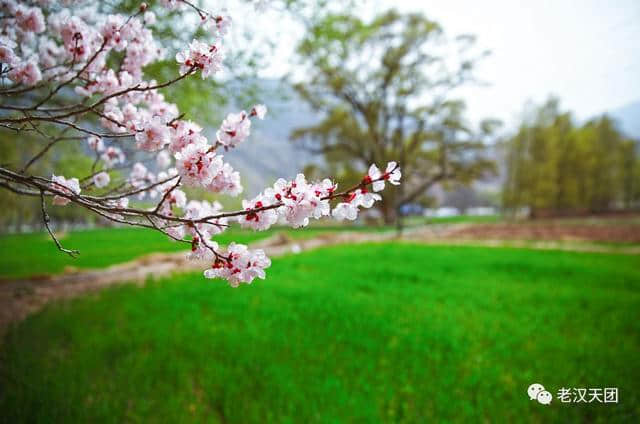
[{"xmin": 503, "ymin": 99, "xmax": 640, "ymax": 217}]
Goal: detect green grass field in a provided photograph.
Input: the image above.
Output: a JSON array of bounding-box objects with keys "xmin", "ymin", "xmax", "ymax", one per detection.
[
  {"xmin": 1, "ymin": 244, "xmax": 638, "ymax": 422},
  {"xmin": 0, "ymin": 228, "xmax": 192, "ymax": 279},
  {"xmin": 0, "ymin": 217, "xmax": 506, "ymax": 279},
  {"xmin": 0, "ymin": 225, "xmax": 389, "ymax": 279}
]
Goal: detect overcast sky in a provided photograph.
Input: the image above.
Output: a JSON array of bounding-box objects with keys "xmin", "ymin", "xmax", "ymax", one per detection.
[
  {"xmin": 380, "ymin": 0, "xmax": 640, "ymax": 126},
  {"xmin": 229, "ymin": 0, "xmax": 640, "ymax": 128}
]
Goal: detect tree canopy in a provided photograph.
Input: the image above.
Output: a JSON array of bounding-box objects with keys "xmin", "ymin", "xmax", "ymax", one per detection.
[
  {"xmin": 290, "ymin": 9, "xmax": 499, "ymax": 223},
  {"xmin": 503, "ymin": 98, "xmax": 640, "ymax": 217}
]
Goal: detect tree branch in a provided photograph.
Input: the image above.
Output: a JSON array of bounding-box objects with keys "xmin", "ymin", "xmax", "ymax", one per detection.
[{"xmin": 40, "ymin": 190, "xmax": 80, "ymax": 258}]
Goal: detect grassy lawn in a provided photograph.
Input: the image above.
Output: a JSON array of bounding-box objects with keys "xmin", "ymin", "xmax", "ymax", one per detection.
[
  {"xmin": 0, "ymin": 225, "xmax": 389, "ymax": 279},
  {"xmin": 0, "ymin": 228, "xmax": 261, "ymax": 279},
  {"xmin": 1, "ymin": 244, "xmax": 638, "ymax": 422}
]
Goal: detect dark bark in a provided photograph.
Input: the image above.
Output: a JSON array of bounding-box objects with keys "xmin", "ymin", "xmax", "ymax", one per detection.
[{"xmin": 380, "ymin": 201, "xmax": 397, "ymax": 225}]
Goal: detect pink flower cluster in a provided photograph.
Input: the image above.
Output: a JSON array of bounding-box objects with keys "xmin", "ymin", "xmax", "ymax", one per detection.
[
  {"xmin": 239, "ymin": 174, "xmax": 336, "ymax": 231},
  {"xmin": 204, "ymin": 243, "xmax": 271, "ymax": 287},
  {"xmin": 15, "ymin": 5, "xmax": 45, "ymax": 34},
  {"xmin": 203, "ymin": 13, "xmax": 232, "ymax": 37},
  {"xmin": 101, "ymin": 146, "xmax": 126, "ymax": 169},
  {"xmin": 0, "ymin": 1, "xmax": 167, "ymax": 87},
  {"xmin": 93, "ymin": 172, "xmax": 111, "ymax": 188},
  {"xmin": 1, "ymin": 0, "xmax": 400, "ymax": 287},
  {"xmin": 50, "ymin": 175, "xmax": 81, "ymax": 206},
  {"xmin": 332, "ymin": 162, "xmax": 401, "ymax": 221},
  {"xmin": 176, "ymin": 40, "xmax": 223, "ymax": 79}
]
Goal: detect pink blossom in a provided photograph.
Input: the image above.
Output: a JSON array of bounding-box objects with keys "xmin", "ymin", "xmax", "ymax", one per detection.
[
  {"xmin": 15, "ymin": 6, "xmax": 46, "ymax": 34},
  {"xmin": 129, "ymin": 162, "xmax": 152, "ymax": 187},
  {"xmin": 175, "ymin": 143, "xmax": 223, "ymax": 186},
  {"xmin": 169, "ymin": 120, "xmax": 205, "ymax": 153},
  {"xmin": 367, "ymin": 164, "xmax": 384, "ymax": 192},
  {"xmin": 59, "ymin": 16, "xmax": 99, "ymax": 61},
  {"xmin": 156, "ymin": 150, "xmax": 172, "ymax": 169},
  {"xmin": 183, "ymin": 200, "xmax": 228, "ymax": 237},
  {"xmin": 144, "ymin": 11, "xmax": 156, "ymax": 25},
  {"xmin": 153, "ymin": 169, "xmax": 179, "ymax": 198},
  {"xmin": 8, "ymin": 60, "xmax": 42, "ymax": 86},
  {"xmin": 101, "ymin": 146, "xmax": 126, "ymax": 168},
  {"xmin": 250, "ymin": 104, "xmax": 267, "ymax": 120},
  {"xmin": 315, "ymin": 178, "xmax": 337, "ymax": 198},
  {"xmin": 239, "ymin": 194, "xmax": 278, "ymax": 231},
  {"xmin": 0, "ymin": 44, "xmax": 17, "ymax": 65},
  {"xmin": 367, "ymin": 162, "xmax": 402, "ymax": 192},
  {"xmin": 117, "ymin": 16, "xmax": 162, "ymax": 75},
  {"xmin": 356, "ymin": 188, "xmax": 381, "ymax": 208},
  {"xmin": 216, "ymin": 111, "xmax": 251, "ymax": 147},
  {"xmin": 100, "ymin": 101, "xmax": 127, "ymax": 133},
  {"xmin": 38, "ymin": 39, "xmax": 64, "ymax": 68},
  {"xmin": 93, "ymin": 172, "xmax": 110, "ymax": 188},
  {"xmin": 262, "ymin": 174, "xmax": 333, "ymax": 228},
  {"xmin": 189, "ymin": 237, "xmax": 218, "ymax": 261},
  {"xmin": 331, "ymin": 188, "xmax": 380, "ymax": 221},
  {"xmin": 135, "ymin": 116, "xmax": 171, "ymax": 152},
  {"xmin": 384, "ymin": 161, "xmax": 402, "ymax": 185},
  {"xmin": 331, "ymin": 201, "xmax": 358, "ymax": 221},
  {"xmin": 120, "ymin": 103, "xmax": 140, "ymax": 132},
  {"xmin": 87, "ymin": 136, "xmax": 104, "ymax": 152},
  {"xmin": 150, "ymin": 101, "xmax": 179, "ymax": 122},
  {"xmin": 159, "ymin": 0, "xmax": 183, "ymax": 10},
  {"xmin": 206, "ymin": 162, "xmax": 243, "ymax": 196},
  {"xmin": 95, "ymin": 69, "xmax": 121, "ymax": 95},
  {"xmin": 203, "ymin": 13, "xmax": 232, "ymax": 36},
  {"xmin": 101, "ymin": 15, "xmax": 127, "ymax": 51},
  {"xmin": 204, "ymin": 243, "xmax": 271, "ymax": 287},
  {"xmin": 166, "ymin": 225, "xmax": 186, "ymax": 241},
  {"xmin": 107, "ymin": 197, "xmax": 129, "ymax": 209},
  {"xmin": 165, "ymin": 188, "xmax": 186, "ymax": 208},
  {"xmin": 176, "ymin": 39, "xmax": 223, "ymax": 79},
  {"xmin": 51, "ymin": 175, "xmax": 81, "ymax": 206}
]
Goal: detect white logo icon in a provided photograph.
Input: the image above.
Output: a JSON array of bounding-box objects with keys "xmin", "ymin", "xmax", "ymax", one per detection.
[
  {"xmin": 528, "ymin": 383, "xmax": 552, "ymax": 405},
  {"xmin": 537, "ymin": 390, "xmax": 552, "ymax": 405}
]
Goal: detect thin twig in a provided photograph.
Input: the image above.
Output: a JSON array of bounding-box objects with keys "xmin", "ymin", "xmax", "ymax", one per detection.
[{"xmin": 40, "ymin": 190, "xmax": 80, "ymax": 258}]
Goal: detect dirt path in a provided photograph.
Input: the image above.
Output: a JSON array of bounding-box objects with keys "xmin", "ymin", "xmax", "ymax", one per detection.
[
  {"xmin": 1, "ymin": 224, "xmax": 638, "ymax": 340},
  {"xmin": 0, "ymin": 230, "xmax": 402, "ymax": 339}
]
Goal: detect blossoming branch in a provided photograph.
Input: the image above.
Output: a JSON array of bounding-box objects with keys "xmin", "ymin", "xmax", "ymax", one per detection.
[{"xmin": 0, "ymin": 0, "xmax": 401, "ymax": 286}]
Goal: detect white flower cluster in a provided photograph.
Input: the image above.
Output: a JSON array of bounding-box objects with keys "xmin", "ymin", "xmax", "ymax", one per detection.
[
  {"xmin": 204, "ymin": 243, "xmax": 271, "ymax": 287},
  {"xmin": 239, "ymin": 174, "xmax": 336, "ymax": 231},
  {"xmin": 176, "ymin": 40, "xmax": 223, "ymax": 79},
  {"xmin": 51, "ymin": 175, "xmax": 81, "ymax": 206},
  {"xmin": 332, "ymin": 162, "xmax": 401, "ymax": 221}
]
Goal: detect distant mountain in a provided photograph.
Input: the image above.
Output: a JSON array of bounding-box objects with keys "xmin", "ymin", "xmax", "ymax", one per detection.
[{"xmin": 610, "ymin": 100, "xmax": 640, "ymax": 139}]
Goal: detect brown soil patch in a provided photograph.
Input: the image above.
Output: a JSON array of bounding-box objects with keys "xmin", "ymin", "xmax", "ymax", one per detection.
[{"xmin": 443, "ymin": 222, "xmax": 640, "ymax": 243}]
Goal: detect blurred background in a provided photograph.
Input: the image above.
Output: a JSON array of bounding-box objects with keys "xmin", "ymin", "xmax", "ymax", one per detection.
[{"xmin": 1, "ymin": 0, "xmax": 638, "ymax": 422}]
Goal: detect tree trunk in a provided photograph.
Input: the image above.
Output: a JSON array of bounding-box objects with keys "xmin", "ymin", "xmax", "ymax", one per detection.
[
  {"xmin": 395, "ymin": 182, "xmax": 405, "ymax": 237},
  {"xmin": 380, "ymin": 201, "xmax": 397, "ymax": 225},
  {"xmin": 395, "ymin": 203, "xmax": 404, "ymax": 237}
]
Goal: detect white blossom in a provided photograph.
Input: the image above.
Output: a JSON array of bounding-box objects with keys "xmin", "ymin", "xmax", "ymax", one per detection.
[
  {"xmin": 216, "ymin": 111, "xmax": 251, "ymax": 148},
  {"xmin": 204, "ymin": 243, "xmax": 271, "ymax": 287},
  {"xmin": 51, "ymin": 175, "xmax": 81, "ymax": 206},
  {"xmin": 93, "ymin": 172, "xmax": 110, "ymax": 188},
  {"xmin": 176, "ymin": 39, "xmax": 223, "ymax": 79}
]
